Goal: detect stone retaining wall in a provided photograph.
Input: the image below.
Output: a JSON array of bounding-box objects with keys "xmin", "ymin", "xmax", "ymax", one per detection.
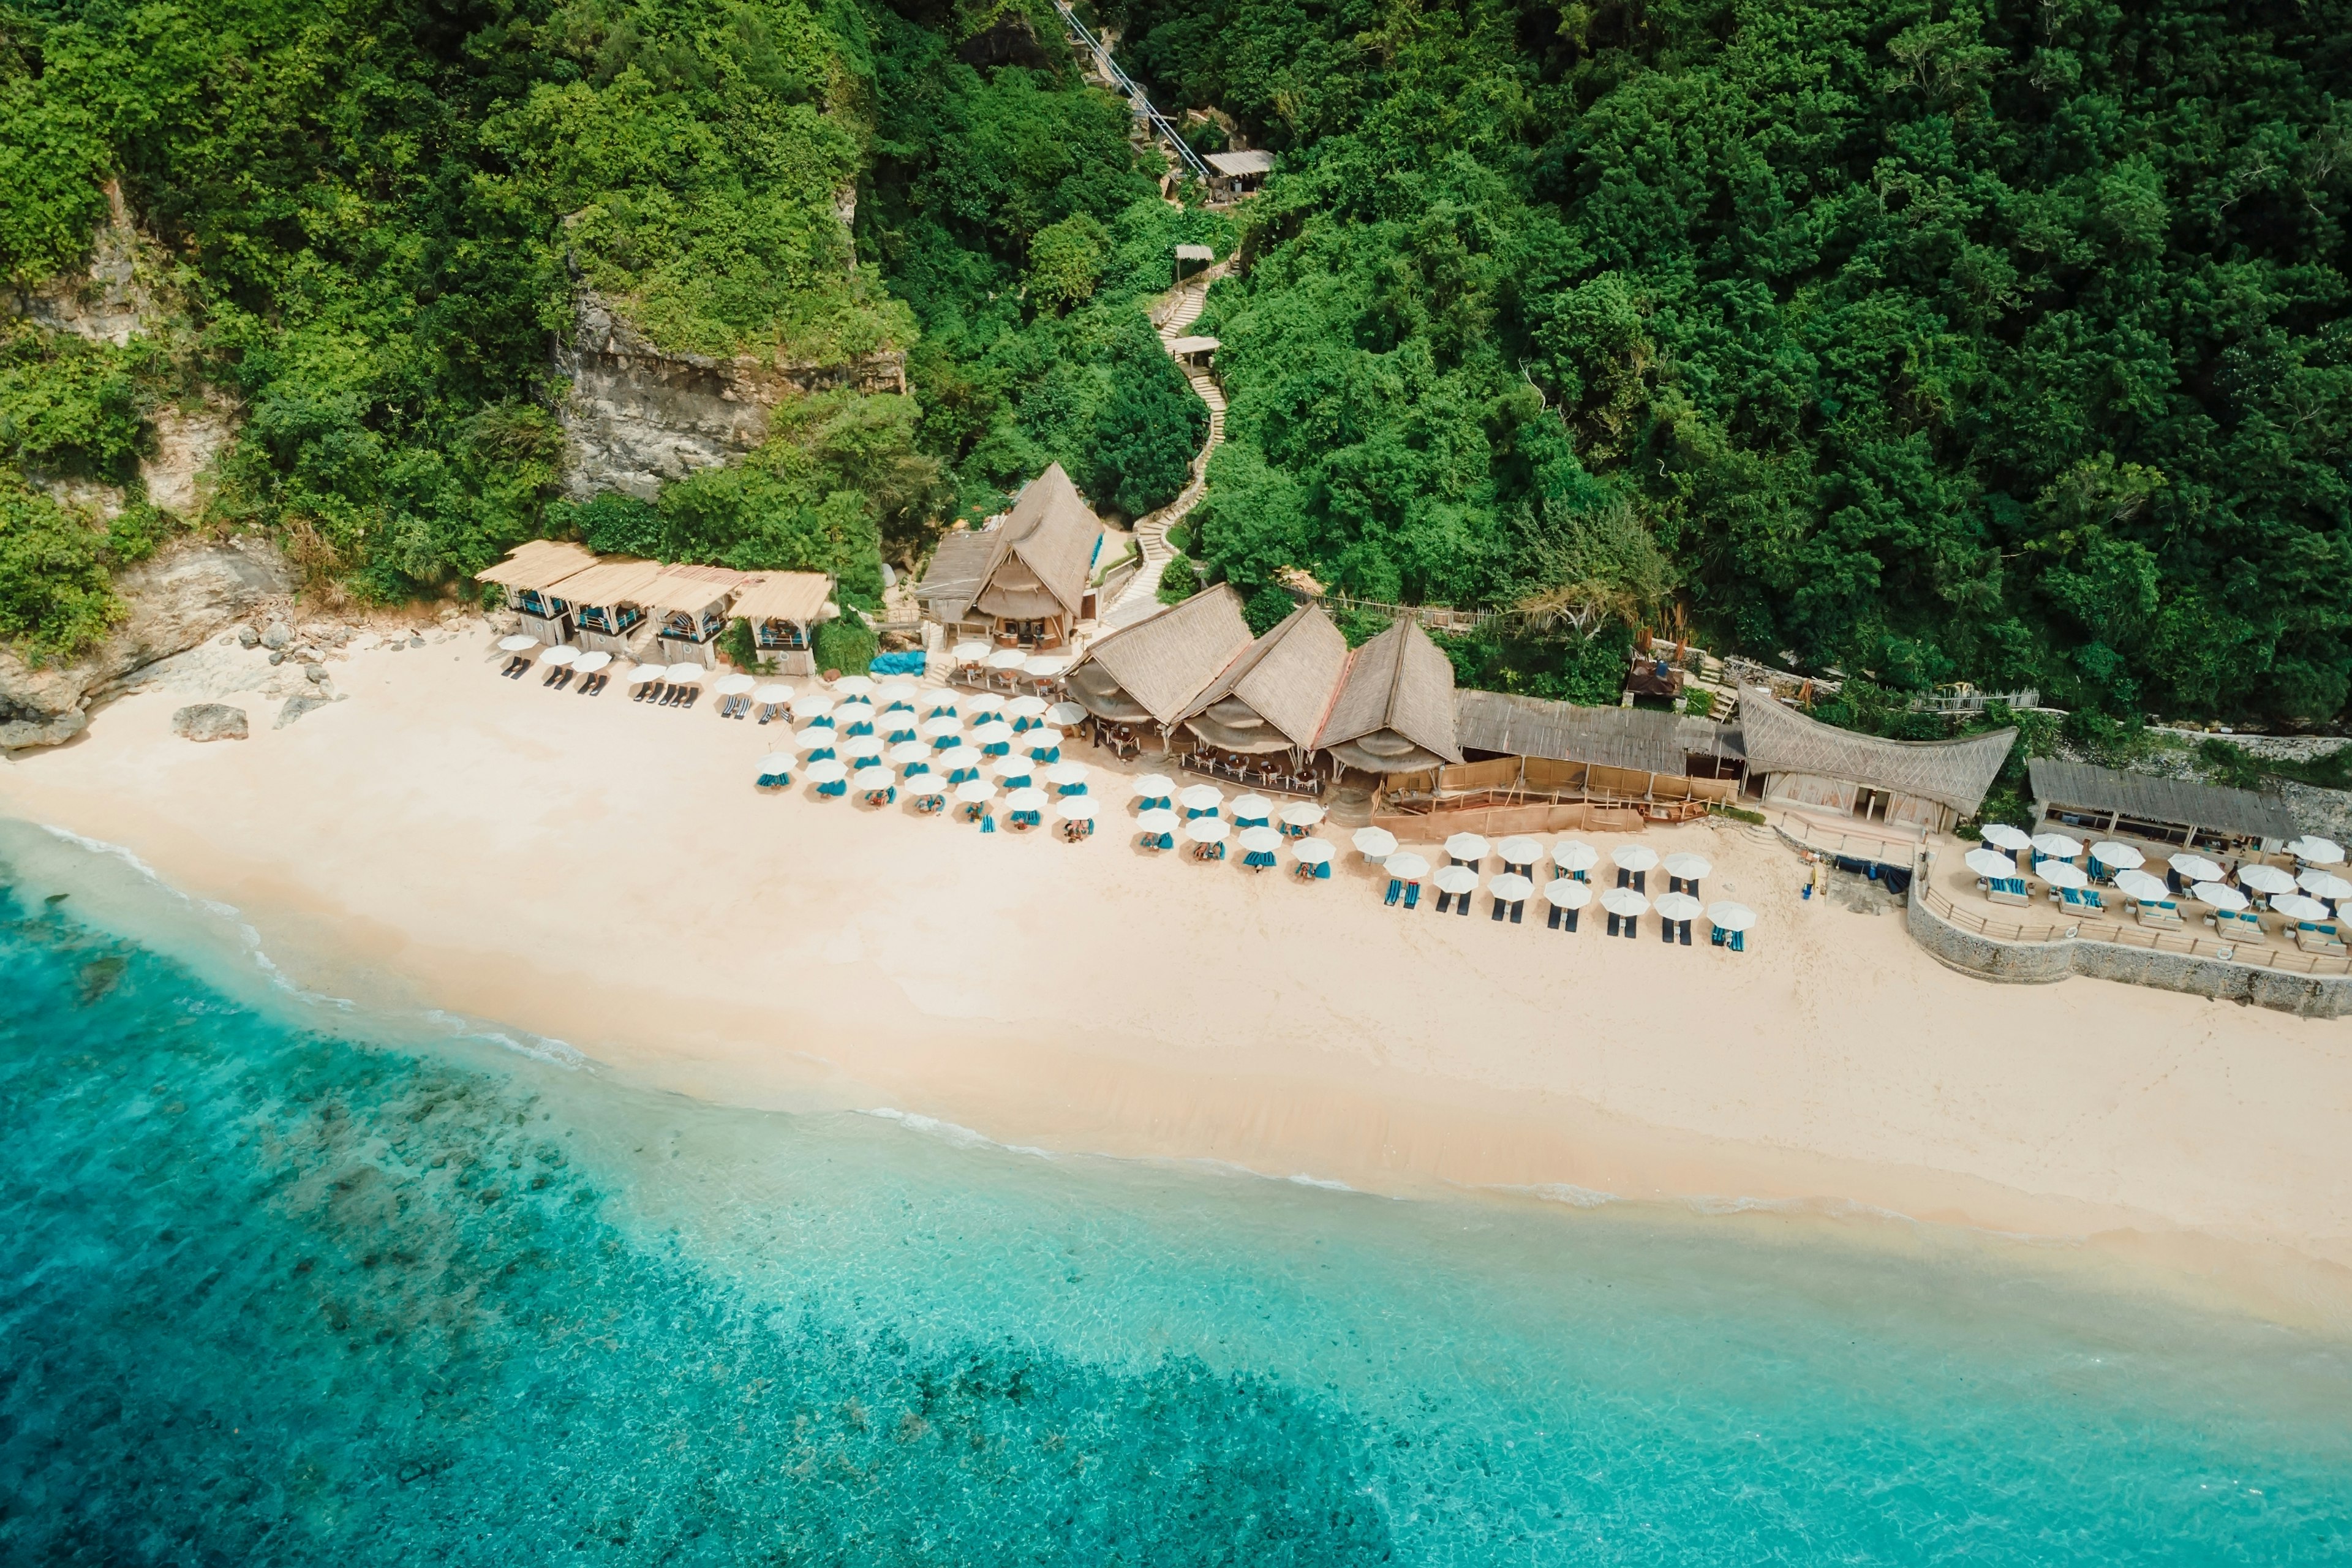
[{"xmin": 1905, "ymin": 892, "xmax": 2352, "ymax": 1019}]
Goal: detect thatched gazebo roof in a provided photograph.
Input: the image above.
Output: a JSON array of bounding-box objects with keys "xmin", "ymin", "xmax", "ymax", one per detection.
[
  {"xmin": 1316, "ymin": 618, "xmax": 1462, "ymax": 771},
  {"xmin": 2028, "ymin": 758, "xmax": 2297, "ymax": 841},
  {"xmin": 1739, "ymin": 688, "xmax": 2014, "ymax": 815},
  {"xmin": 1066, "ymin": 584, "xmax": 1251, "ymax": 726},
  {"xmin": 1179, "ymin": 603, "xmax": 1349, "ymax": 754},
  {"xmin": 475, "ymin": 538, "xmax": 600, "ymax": 593}
]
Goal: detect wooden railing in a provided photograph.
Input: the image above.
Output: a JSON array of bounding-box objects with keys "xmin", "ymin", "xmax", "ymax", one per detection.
[{"xmin": 1915, "ymin": 878, "xmax": 2352, "ymax": 976}]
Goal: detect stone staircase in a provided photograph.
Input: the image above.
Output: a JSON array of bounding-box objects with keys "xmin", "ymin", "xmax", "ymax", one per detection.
[{"xmin": 1103, "ymin": 271, "xmax": 1227, "ymax": 628}]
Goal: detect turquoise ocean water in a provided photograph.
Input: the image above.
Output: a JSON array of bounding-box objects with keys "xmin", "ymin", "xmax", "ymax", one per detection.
[{"xmin": 4, "ymin": 826, "xmax": 2350, "ymax": 1564}]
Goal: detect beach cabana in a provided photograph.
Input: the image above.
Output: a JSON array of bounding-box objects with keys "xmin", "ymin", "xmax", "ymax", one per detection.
[
  {"xmin": 1238, "ymin": 825, "xmax": 1283, "ymax": 870},
  {"xmin": 549, "ymin": 556, "xmax": 667, "ymax": 657},
  {"xmin": 1232, "ymin": 794, "xmax": 1274, "ymax": 829},
  {"xmin": 1054, "ymin": 797, "xmax": 1096, "ymax": 840},
  {"xmin": 1662, "ymin": 852, "xmax": 1711, "ymax": 897},
  {"xmin": 1383, "ymin": 852, "xmax": 1430, "ymax": 910},
  {"xmin": 1740, "ymin": 687, "xmax": 2015, "ymax": 832},
  {"xmin": 728, "ymin": 571, "xmax": 832, "ymax": 675},
  {"xmin": 1066, "ymin": 584, "xmax": 1254, "ymax": 754},
  {"xmin": 1180, "ymin": 783, "xmax": 1224, "ymax": 820},
  {"xmin": 1137, "ymin": 807, "xmax": 1179, "ymax": 851},
  {"xmin": 1185, "ymin": 816, "xmax": 1231, "ymax": 861},
  {"xmin": 912, "ymin": 463, "xmax": 1102, "ymax": 649},
  {"xmin": 806, "ymin": 758, "xmax": 848, "ymax": 798},
  {"xmin": 1654, "ymin": 891, "xmax": 1702, "ymax": 945},
  {"xmin": 1706, "ymin": 901, "xmax": 1755, "ymax": 952},
  {"xmin": 754, "ymin": 752, "xmax": 794, "ymax": 790},
  {"xmin": 638, "ymin": 564, "xmax": 747, "ymax": 668},
  {"xmin": 475, "ymin": 538, "xmax": 601, "ymax": 644},
  {"xmin": 1610, "ymin": 843, "xmax": 1659, "ymax": 892},
  {"xmin": 1488, "ymin": 872, "xmax": 1533, "ymax": 924},
  {"xmin": 2030, "ymin": 757, "xmax": 2298, "ymax": 856},
  {"xmin": 1312, "ymin": 617, "xmax": 1463, "ymax": 777},
  {"xmin": 1292, "ymin": 837, "xmax": 1334, "ymax": 881},
  {"xmin": 1431, "ymin": 864, "xmax": 1479, "ymax": 916},
  {"xmin": 1353, "ymin": 826, "xmax": 1398, "ymax": 864},
  {"xmin": 1600, "ymin": 886, "xmax": 1648, "ymax": 938},
  {"xmin": 853, "ymin": 765, "xmax": 897, "ymax": 806},
  {"xmin": 1175, "ymin": 601, "xmax": 1351, "ymax": 791},
  {"xmin": 1542, "ymin": 877, "xmax": 1589, "ymax": 932}
]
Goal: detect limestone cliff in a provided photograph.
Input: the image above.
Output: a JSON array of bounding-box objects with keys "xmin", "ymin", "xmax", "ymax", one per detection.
[{"xmin": 556, "ymin": 289, "xmax": 908, "ymax": 500}]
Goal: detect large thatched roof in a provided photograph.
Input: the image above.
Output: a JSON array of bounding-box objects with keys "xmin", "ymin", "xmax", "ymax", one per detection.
[
  {"xmin": 641, "ymin": 563, "xmax": 748, "ymax": 616},
  {"xmin": 1066, "ymin": 584, "xmax": 1251, "ymax": 726},
  {"xmin": 1739, "ymin": 689, "xmax": 2014, "ymax": 815},
  {"xmin": 1180, "ymin": 603, "xmax": 1349, "ymax": 753},
  {"xmin": 916, "ymin": 465, "xmax": 1102, "ymax": 625},
  {"xmin": 541, "ymin": 556, "xmax": 666, "ymax": 608},
  {"xmin": 911, "ymin": 529, "xmax": 996, "ymax": 623},
  {"xmin": 475, "ymin": 538, "xmax": 600, "ymax": 593},
  {"xmin": 730, "ymin": 571, "xmax": 832, "ymax": 625},
  {"xmin": 1316, "ymin": 619, "xmax": 1462, "ymax": 770},
  {"xmin": 1454, "ymin": 690, "xmax": 1742, "ymax": 773},
  {"xmin": 2029, "ymin": 758, "xmax": 2298, "ymax": 841}
]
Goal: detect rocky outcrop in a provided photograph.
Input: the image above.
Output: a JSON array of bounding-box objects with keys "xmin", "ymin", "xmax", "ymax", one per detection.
[
  {"xmin": 171, "ymin": 702, "xmax": 249, "ymax": 742},
  {"xmin": 556, "ymin": 289, "xmax": 908, "ymax": 500},
  {"xmin": 0, "ymin": 537, "xmax": 298, "ymax": 750},
  {"xmin": 15, "ymin": 181, "xmax": 157, "ymax": 349}
]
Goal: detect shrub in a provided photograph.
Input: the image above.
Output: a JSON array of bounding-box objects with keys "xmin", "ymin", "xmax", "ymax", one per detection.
[{"xmin": 812, "ymin": 616, "xmax": 876, "ymax": 675}]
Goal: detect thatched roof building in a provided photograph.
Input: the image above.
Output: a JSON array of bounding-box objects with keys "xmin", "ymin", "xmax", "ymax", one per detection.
[
  {"xmin": 475, "ymin": 538, "xmax": 600, "ymax": 593},
  {"xmin": 1066, "ymin": 584, "xmax": 1253, "ymax": 729},
  {"xmin": 1316, "ymin": 619, "xmax": 1462, "ymax": 771},
  {"xmin": 1453, "ymin": 691, "xmax": 1742, "ymax": 776},
  {"xmin": 1179, "ymin": 603, "xmax": 1351, "ymax": 756},
  {"xmin": 914, "ymin": 464, "xmax": 1102, "ymax": 646},
  {"xmin": 2029, "ymin": 757, "xmax": 2297, "ymax": 850},
  {"xmin": 729, "ymin": 571, "xmax": 832, "ymax": 627},
  {"xmin": 1738, "ymin": 688, "xmax": 2014, "ymax": 831}
]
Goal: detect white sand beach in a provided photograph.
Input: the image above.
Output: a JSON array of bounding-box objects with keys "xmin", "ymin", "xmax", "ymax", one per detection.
[{"xmin": 6, "ymin": 625, "xmax": 2350, "ymax": 1325}]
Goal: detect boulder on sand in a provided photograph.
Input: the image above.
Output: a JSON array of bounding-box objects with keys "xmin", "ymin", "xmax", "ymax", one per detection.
[{"xmin": 172, "ymin": 703, "xmax": 249, "ymax": 742}]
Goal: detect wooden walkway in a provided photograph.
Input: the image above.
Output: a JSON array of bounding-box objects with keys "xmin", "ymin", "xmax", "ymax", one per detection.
[{"xmin": 1103, "ymin": 266, "xmax": 1228, "ymax": 627}]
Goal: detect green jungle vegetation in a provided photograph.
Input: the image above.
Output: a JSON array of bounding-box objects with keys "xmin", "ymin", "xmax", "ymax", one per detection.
[{"xmin": 2, "ymin": 0, "xmax": 2348, "ymax": 752}]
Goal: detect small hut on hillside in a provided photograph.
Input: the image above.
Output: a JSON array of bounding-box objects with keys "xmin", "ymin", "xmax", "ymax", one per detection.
[
  {"xmin": 475, "ymin": 539, "xmax": 601, "ymax": 644},
  {"xmin": 913, "ymin": 463, "xmax": 1102, "ymax": 649},
  {"xmin": 1176, "ymin": 603, "xmax": 1349, "ymax": 792},
  {"xmin": 1313, "ymin": 619, "xmax": 1462, "ymax": 774},
  {"xmin": 1205, "ymin": 149, "xmax": 1273, "ymax": 200},
  {"xmin": 1064, "ymin": 584, "xmax": 1253, "ymax": 754},
  {"xmin": 1737, "ymin": 688, "xmax": 2013, "ymax": 832},
  {"xmin": 542, "ymin": 556, "xmax": 667, "ymax": 658},
  {"xmin": 730, "ymin": 571, "xmax": 834, "ymax": 675},
  {"xmin": 2028, "ymin": 758, "xmax": 2297, "ymax": 854}
]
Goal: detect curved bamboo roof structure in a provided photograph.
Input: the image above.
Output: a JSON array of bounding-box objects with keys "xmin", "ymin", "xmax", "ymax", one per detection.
[{"xmin": 1739, "ymin": 688, "xmax": 2014, "ymax": 815}]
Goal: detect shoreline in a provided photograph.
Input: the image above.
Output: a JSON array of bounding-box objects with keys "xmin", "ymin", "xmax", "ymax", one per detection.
[{"xmin": 6, "ymin": 625, "xmax": 2350, "ymax": 1332}]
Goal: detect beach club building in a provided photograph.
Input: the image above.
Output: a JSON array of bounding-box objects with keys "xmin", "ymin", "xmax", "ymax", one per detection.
[
  {"xmin": 1063, "ymin": 584, "xmax": 1254, "ymax": 752},
  {"xmin": 913, "ymin": 463, "xmax": 1104, "ymax": 649},
  {"xmin": 524, "ymin": 555, "xmax": 666, "ymax": 659},
  {"xmin": 1736, "ymin": 688, "xmax": 2015, "ymax": 833},
  {"xmin": 1314, "ymin": 617, "xmax": 1463, "ymax": 776},
  {"xmin": 727, "ymin": 570, "xmax": 835, "ymax": 676},
  {"xmin": 2027, "ymin": 757, "xmax": 2297, "ymax": 856},
  {"xmin": 475, "ymin": 538, "xmax": 600, "ymax": 645},
  {"xmin": 1175, "ymin": 603, "xmax": 1353, "ymax": 790}
]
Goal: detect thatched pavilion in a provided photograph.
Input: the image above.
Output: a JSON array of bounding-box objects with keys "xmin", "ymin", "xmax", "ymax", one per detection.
[
  {"xmin": 1175, "ymin": 603, "xmax": 1350, "ymax": 792},
  {"xmin": 913, "ymin": 463, "xmax": 1102, "ymax": 649},
  {"xmin": 730, "ymin": 571, "xmax": 834, "ymax": 676},
  {"xmin": 1736, "ymin": 687, "xmax": 2014, "ymax": 832},
  {"xmin": 1063, "ymin": 584, "xmax": 1253, "ymax": 755},
  {"xmin": 475, "ymin": 539, "xmax": 600, "ymax": 644},
  {"xmin": 2029, "ymin": 758, "xmax": 2298, "ymax": 855},
  {"xmin": 1314, "ymin": 618, "xmax": 1462, "ymax": 775}
]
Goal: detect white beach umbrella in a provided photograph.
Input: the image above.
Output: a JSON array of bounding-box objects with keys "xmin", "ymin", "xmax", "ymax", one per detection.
[
  {"xmin": 875, "ymin": 679, "xmax": 918, "ymax": 706},
  {"xmin": 752, "ymin": 682, "xmax": 797, "ymax": 704},
  {"xmin": 1044, "ymin": 760, "xmax": 1090, "ymax": 786},
  {"xmin": 2038, "ymin": 860, "xmax": 2088, "ymax": 891},
  {"xmin": 1444, "ymin": 832, "xmax": 1490, "ymax": 862},
  {"xmin": 1293, "ymin": 838, "xmax": 1334, "ymax": 865},
  {"xmin": 2287, "ymin": 835, "xmax": 2345, "ymax": 866},
  {"xmin": 963, "ymin": 692, "xmax": 1005, "ymax": 717},
  {"xmin": 1599, "ymin": 886, "xmax": 1649, "ymax": 918},
  {"xmin": 951, "ymin": 639, "xmax": 992, "ymax": 663},
  {"xmin": 1005, "ymin": 786, "xmax": 1049, "ymax": 812},
  {"xmin": 1654, "ymin": 891, "xmax": 1704, "ymax": 922},
  {"xmin": 1550, "ymin": 840, "xmax": 1600, "ymax": 873},
  {"xmin": 2272, "ymin": 892, "xmax": 2331, "ymax": 922},
  {"xmin": 989, "ymin": 757, "xmax": 1033, "ymax": 782},
  {"xmin": 1543, "ymin": 878, "xmax": 1592, "ymax": 910},
  {"xmin": 1023, "ymin": 654, "xmax": 1069, "ymax": 679},
  {"xmin": 986, "ymin": 647, "xmax": 1027, "ymax": 671},
  {"xmin": 1045, "ymin": 701, "xmax": 1088, "ymax": 726},
  {"xmin": 792, "ymin": 692, "xmax": 835, "ymax": 718},
  {"xmin": 2169, "ymin": 852, "xmax": 2225, "ymax": 883},
  {"xmin": 934, "ymin": 744, "xmax": 979, "ymax": 774},
  {"xmin": 1055, "ymin": 797, "xmax": 1097, "ymax": 823},
  {"xmin": 1662, "ymin": 851, "xmax": 1713, "ymax": 881},
  {"xmin": 1238, "ymin": 826, "xmax": 1284, "ymax": 854},
  {"xmin": 790, "ymin": 728, "xmax": 839, "ymax": 753},
  {"xmin": 832, "ymin": 674, "xmax": 876, "ymax": 698},
  {"xmin": 804, "ymin": 758, "xmax": 847, "ymax": 784},
  {"xmin": 842, "ymin": 736, "xmax": 884, "ymax": 763},
  {"xmin": 2191, "ymin": 881, "xmax": 2248, "ymax": 911},
  {"xmin": 1137, "ymin": 807, "xmax": 1180, "ymax": 835},
  {"xmin": 1706, "ymin": 901, "xmax": 1757, "ymax": 932},
  {"xmin": 956, "ymin": 778, "xmax": 997, "ymax": 804},
  {"xmin": 1186, "ymin": 816, "xmax": 1231, "ymax": 845},
  {"xmin": 627, "ymin": 663, "xmax": 666, "ymax": 685},
  {"xmin": 573, "ymin": 650, "xmax": 612, "ymax": 673},
  {"xmin": 919, "ymin": 715, "xmax": 962, "ymax": 741},
  {"xmin": 1384, "ymin": 852, "xmax": 1431, "ymax": 882},
  {"xmin": 1494, "ymin": 835, "xmax": 1545, "ymax": 867},
  {"xmin": 1964, "ymin": 848, "xmax": 2017, "ymax": 879},
  {"xmin": 497, "ymin": 633, "xmax": 539, "ymax": 652},
  {"xmin": 1978, "ymin": 823, "xmax": 2032, "ymax": 851},
  {"xmin": 2089, "ymin": 840, "xmax": 2144, "ymax": 870},
  {"xmin": 834, "ymin": 699, "xmax": 878, "ymax": 725},
  {"xmin": 2297, "ymin": 869, "xmax": 2352, "ymax": 900},
  {"xmin": 1003, "ymin": 694, "xmax": 1049, "ymax": 719},
  {"xmin": 714, "ymin": 673, "xmax": 756, "ymax": 696},
  {"xmin": 1432, "ymin": 865, "xmax": 1480, "ymax": 895},
  {"xmin": 970, "ymin": 720, "xmax": 1015, "ymax": 747},
  {"xmin": 1281, "ymin": 801, "xmax": 1327, "ymax": 828},
  {"xmin": 853, "ymin": 765, "xmax": 896, "ymax": 793},
  {"xmin": 2237, "ymin": 864, "xmax": 2297, "ymax": 895},
  {"xmin": 2114, "ymin": 869, "xmax": 2171, "ymax": 901},
  {"xmin": 537, "ymin": 643, "xmax": 578, "ymax": 666},
  {"xmin": 888, "ymin": 741, "xmax": 931, "ymax": 767},
  {"xmin": 1610, "ymin": 843, "xmax": 1660, "ymax": 873},
  {"xmin": 1488, "ymin": 872, "xmax": 1535, "ymax": 902},
  {"xmin": 1352, "ymin": 826, "xmax": 1398, "ymax": 858},
  {"xmin": 2029, "ymin": 831, "xmax": 2082, "ymax": 859},
  {"xmin": 1232, "ymin": 793, "xmax": 1275, "ymax": 820},
  {"xmin": 755, "ymin": 752, "xmax": 794, "ymax": 774},
  {"xmin": 1180, "ymin": 783, "xmax": 1224, "ymax": 811},
  {"xmin": 1134, "ymin": 773, "xmax": 1177, "ymax": 799},
  {"xmin": 666, "ymin": 663, "xmax": 709, "ymax": 683}
]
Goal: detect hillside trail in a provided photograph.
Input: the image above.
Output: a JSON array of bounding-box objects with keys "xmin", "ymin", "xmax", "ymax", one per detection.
[{"xmin": 1102, "ymin": 265, "xmax": 1229, "ymax": 629}]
